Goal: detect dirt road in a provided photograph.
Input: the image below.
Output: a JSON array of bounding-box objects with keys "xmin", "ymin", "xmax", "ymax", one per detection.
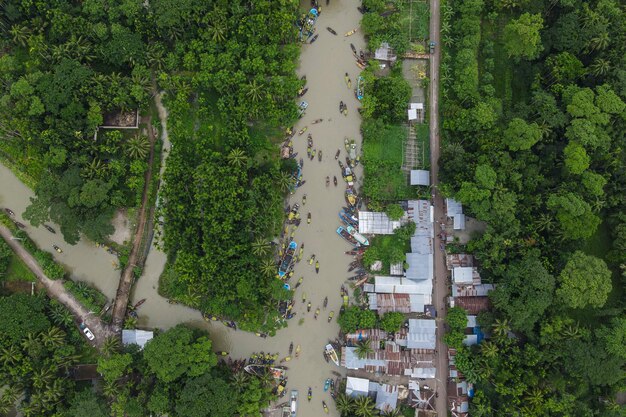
[
  {"xmin": 110, "ymin": 118, "xmax": 157, "ymax": 331},
  {"xmin": 428, "ymin": 0, "xmax": 449, "ymax": 413},
  {"xmin": 0, "ymin": 224, "xmax": 114, "ymax": 348}
]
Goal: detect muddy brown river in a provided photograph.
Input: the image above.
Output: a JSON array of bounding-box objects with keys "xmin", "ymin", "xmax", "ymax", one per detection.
[{"xmin": 0, "ymin": 2, "xmax": 365, "ymax": 415}]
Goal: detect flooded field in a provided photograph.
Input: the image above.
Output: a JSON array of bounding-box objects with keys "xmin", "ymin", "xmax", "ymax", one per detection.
[{"xmin": 0, "ymin": 2, "xmax": 365, "ymax": 415}]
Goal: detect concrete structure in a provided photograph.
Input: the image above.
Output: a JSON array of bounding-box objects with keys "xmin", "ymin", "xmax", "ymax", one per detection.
[
  {"xmin": 346, "ymin": 377, "xmax": 370, "ymax": 398},
  {"xmin": 345, "ymin": 377, "xmax": 400, "ymax": 412},
  {"xmin": 396, "ymin": 319, "xmax": 436, "ymax": 350}
]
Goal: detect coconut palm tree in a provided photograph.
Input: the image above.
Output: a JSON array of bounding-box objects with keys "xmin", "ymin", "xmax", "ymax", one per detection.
[
  {"xmin": 247, "ymin": 80, "xmax": 263, "ymax": 102},
  {"xmin": 82, "ymin": 158, "xmax": 105, "ymax": 179},
  {"xmin": 353, "ymin": 395, "xmax": 376, "ymax": 417},
  {"xmin": 231, "ymin": 370, "xmax": 249, "ymax": 393},
  {"xmin": 146, "ymin": 44, "xmax": 165, "ymax": 70},
  {"xmin": 277, "ymin": 171, "xmax": 294, "ymax": 192},
  {"xmin": 590, "ymin": 58, "xmax": 610, "ymax": 77},
  {"xmin": 48, "ymin": 302, "xmax": 73, "ymax": 327},
  {"xmin": 261, "ymin": 258, "xmax": 277, "ymax": 277},
  {"xmin": 0, "ymin": 386, "xmax": 20, "ymax": 414},
  {"xmin": 587, "ymin": 32, "xmax": 610, "ymax": 51},
  {"xmin": 252, "ymin": 237, "xmax": 271, "ymax": 256},
  {"xmin": 335, "ymin": 393, "xmax": 354, "ymax": 416},
  {"xmin": 103, "ymin": 380, "xmax": 119, "ymax": 399},
  {"xmin": 126, "ymin": 134, "xmax": 150, "ymax": 160},
  {"xmin": 32, "ymin": 366, "xmax": 55, "ymax": 390},
  {"xmin": 102, "ymin": 336, "xmax": 122, "ymax": 357},
  {"xmin": 41, "ymin": 327, "xmax": 66, "ymax": 348},
  {"xmin": 0, "ymin": 345, "xmax": 21, "ymax": 367},
  {"xmin": 533, "ymin": 212, "xmax": 554, "ymax": 233},
  {"xmin": 560, "ymin": 323, "xmax": 582, "ymax": 339},
  {"xmin": 9, "ymin": 24, "xmax": 31, "ymax": 47},
  {"xmin": 124, "ymin": 316, "xmax": 137, "ymax": 330},
  {"xmin": 492, "ymin": 318, "xmax": 510, "ymax": 339},
  {"xmin": 227, "ymin": 148, "xmax": 248, "ymax": 168},
  {"xmin": 355, "ymin": 340, "xmax": 373, "ymax": 359},
  {"xmin": 208, "ymin": 21, "xmax": 227, "ymax": 43},
  {"xmin": 480, "ymin": 341, "xmax": 499, "ymax": 359},
  {"xmin": 382, "ymin": 407, "xmax": 401, "ymax": 417}
]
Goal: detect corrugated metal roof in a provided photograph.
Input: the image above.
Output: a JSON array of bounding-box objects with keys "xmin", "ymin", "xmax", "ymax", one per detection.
[
  {"xmin": 405, "ymin": 319, "xmax": 436, "ymax": 349},
  {"xmin": 453, "ymin": 296, "xmax": 490, "ymax": 314},
  {"xmin": 405, "ymin": 253, "xmax": 433, "ymax": 280},
  {"xmin": 452, "ymin": 284, "xmax": 495, "ymax": 297},
  {"xmin": 410, "ymin": 170, "xmax": 430, "ymax": 186},
  {"xmin": 411, "ymin": 235, "xmax": 432, "ymax": 254},
  {"xmin": 446, "ymin": 254, "xmax": 474, "ymax": 270},
  {"xmin": 453, "ymin": 214, "xmax": 466, "ymax": 230},
  {"xmin": 358, "ymin": 211, "xmax": 403, "ymax": 235},
  {"xmin": 375, "ymin": 384, "xmax": 399, "ymax": 411},
  {"xmin": 446, "ymin": 199, "xmax": 463, "ymax": 216},
  {"xmin": 346, "ymin": 377, "xmax": 370, "ymax": 397},
  {"xmin": 375, "ymin": 276, "xmax": 433, "ymax": 295},
  {"xmin": 122, "ymin": 330, "xmax": 154, "ymax": 349},
  {"xmin": 390, "ymin": 262, "xmax": 404, "ymax": 276},
  {"xmin": 452, "ymin": 267, "xmax": 473, "ymax": 284}
]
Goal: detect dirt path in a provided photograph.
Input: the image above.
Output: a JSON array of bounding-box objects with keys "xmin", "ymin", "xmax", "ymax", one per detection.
[
  {"xmin": 428, "ymin": 0, "xmax": 449, "ymax": 412},
  {"xmin": 0, "ymin": 224, "xmax": 114, "ymax": 347},
  {"xmin": 110, "ymin": 117, "xmax": 157, "ymax": 331}
]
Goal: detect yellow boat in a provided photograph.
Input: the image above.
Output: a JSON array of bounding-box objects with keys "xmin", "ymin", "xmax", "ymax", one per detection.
[{"xmin": 344, "ymin": 28, "xmax": 358, "ymax": 37}]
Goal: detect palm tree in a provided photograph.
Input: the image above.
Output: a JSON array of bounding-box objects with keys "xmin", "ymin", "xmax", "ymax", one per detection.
[
  {"xmin": 260, "ymin": 258, "xmax": 277, "ymax": 277},
  {"xmin": 353, "ymin": 395, "xmax": 376, "ymax": 417},
  {"xmin": 0, "ymin": 345, "xmax": 21, "ymax": 367},
  {"xmin": 124, "ymin": 316, "xmax": 137, "ymax": 330},
  {"xmin": 126, "ymin": 134, "xmax": 150, "ymax": 160},
  {"xmin": 533, "ymin": 212, "xmax": 554, "ymax": 233},
  {"xmin": 252, "ymin": 237, "xmax": 271, "ymax": 256},
  {"xmin": 82, "ymin": 158, "xmax": 105, "ymax": 179},
  {"xmin": 382, "ymin": 407, "xmax": 401, "ymax": 417},
  {"xmin": 102, "ymin": 380, "xmax": 119, "ymax": 399},
  {"xmin": 9, "ymin": 24, "xmax": 31, "ymax": 47},
  {"xmin": 230, "ymin": 370, "xmax": 249, "ymax": 393},
  {"xmin": 208, "ymin": 21, "xmax": 227, "ymax": 43},
  {"xmin": 335, "ymin": 393, "xmax": 354, "ymax": 416},
  {"xmin": 22, "ymin": 333, "xmax": 42, "ymax": 354},
  {"xmin": 48, "ymin": 302, "xmax": 73, "ymax": 327},
  {"xmin": 227, "ymin": 148, "xmax": 248, "ymax": 168},
  {"xmin": 41, "ymin": 327, "xmax": 66, "ymax": 348},
  {"xmin": 480, "ymin": 341, "xmax": 499, "ymax": 359},
  {"xmin": 587, "ymin": 32, "xmax": 610, "ymax": 51},
  {"xmin": 355, "ymin": 340, "xmax": 373, "ymax": 359},
  {"xmin": 560, "ymin": 323, "xmax": 582, "ymax": 339},
  {"xmin": 440, "ymin": 21, "xmax": 451, "ymax": 35},
  {"xmin": 590, "ymin": 58, "xmax": 610, "ymax": 77},
  {"xmin": 32, "ymin": 366, "xmax": 54, "ymax": 390},
  {"xmin": 247, "ymin": 80, "xmax": 263, "ymax": 102},
  {"xmin": 0, "ymin": 386, "xmax": 20, "ymax": 414},
  {"xmin": 492, "ymin": 318, "xmax": 510, "ymax": 338},
  {"xmin": 146, "ymin": 44, "xmax": 165, "ymax": 70},
  {"xmin": 525, "ymin": 387, "xmax": 544, "ymax": 409},
  {"xmin": 102, "ymin": 336, "xmax": 122, "ymax": 357},
  {"xmin": 277, "ymin": 171, "xmax": 294, "ymax": 192}
]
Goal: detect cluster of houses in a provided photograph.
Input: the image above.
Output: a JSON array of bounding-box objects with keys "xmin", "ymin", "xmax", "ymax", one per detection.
[{"xmin": 341, "ymin": 198, "xmax": 493, "ymax": 415}]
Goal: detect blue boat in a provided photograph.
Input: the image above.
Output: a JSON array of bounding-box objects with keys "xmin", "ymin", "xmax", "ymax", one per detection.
[
  {"xmin": 279, "ymin": 241, "xmax": 297, "ymax": 279},
  {"xmin": 356, "ymin": 76, "xmax": 364, "ymax": 100},
  {"xmin": 339, "ymin": 209, "xmax": 358, "ymax": 228}
]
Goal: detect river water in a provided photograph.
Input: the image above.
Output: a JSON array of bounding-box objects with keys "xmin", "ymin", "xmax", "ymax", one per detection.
[{"xmin": 0, "ymin": 2, "xmax": 365, "ymax": 415}]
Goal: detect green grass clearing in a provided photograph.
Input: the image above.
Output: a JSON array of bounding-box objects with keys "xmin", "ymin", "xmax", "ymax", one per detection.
[{"xmin": 4, "ymin": 255, "xmax": 37, "ymax": 282}]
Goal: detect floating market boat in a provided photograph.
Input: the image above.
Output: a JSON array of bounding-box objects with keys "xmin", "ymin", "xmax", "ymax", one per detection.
[
  {"xmin": 339, "ymin": 209, "xmax": 358, "ymax": 228},
  {"xmin": 336, "ymin": 226, "xmax": 358, "ymax": 245},
  {"xmin": 298, "ymin": 8, "xmax": 319, "ymax": 41},
  {"xmin": 298, "ymin": 101, "xmax": 308, "ymax": 117},
  {"xmin": 345, "ymin": 188, "xmax": 357, "ymax": 207},
  {"xmin": 356, "ymin": 76, "xmax": 364, "ymax": 100},
  {"xmin": 290, "ymin": 390, "xmax": 299, "ymax": 417},
  {"xmin": 325, "ymin": 344, "xmax": 340, "ymax": 366},
  {"xmin": 324, "ymin": 378, "xmax": 331, "ymax": 391},
  {"xmin": 344, "ymin": 138, "xmax": 357, "ymax": 161},
  {"xmin": 346, "ymin": 225, "xmax": 369, "ymax": 246},
  {"xmin": 278, "ymin": 241, "xmax": 298, "ymax": 279}
]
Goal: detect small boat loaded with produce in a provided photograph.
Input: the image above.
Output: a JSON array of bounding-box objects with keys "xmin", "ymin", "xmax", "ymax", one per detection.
[
  {"xmin": 324, "ymin": 344, "xmax": 340, "ymax": 366},
  {"xmin": 278, "ymin": 241, "xmax": 298, "ymax": 279},
  {"xmin": 346, "ymin": 225, "xmax": 369, "ymax": 246},
  {"xmin": 345, "ymin": 187, "xmax": 357, "ymax": 207},
  {"xmin": 336, "ymin": 226, "xmax": 358, "ymax": 246}
]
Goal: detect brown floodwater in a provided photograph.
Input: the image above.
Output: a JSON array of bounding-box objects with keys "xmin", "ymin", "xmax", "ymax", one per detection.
[{"xmin": 0, "ymin": 2, "xmax": 365, "ymax": 415}]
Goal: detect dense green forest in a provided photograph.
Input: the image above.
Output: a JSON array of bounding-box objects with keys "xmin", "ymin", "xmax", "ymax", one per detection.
[
  {"xmin": 0, "ymin": 0, "xmax": 302, "ymax": 330},
  {"xmin": 439, "ymin": 0, "xmax": 626, "ymax": 414},
  {"xmin": 0, "ymin": 291, "xmax": 272, "ymax": 416},
  {"xmin": 0, "ymin": 0, "xmax": 158, "ymax": 243},
  {"xmin": 156, "ymin": 0, "xmax": 301, "ymax": 333}
]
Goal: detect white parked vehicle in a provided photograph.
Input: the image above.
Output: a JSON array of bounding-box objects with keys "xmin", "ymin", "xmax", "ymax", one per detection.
[{"xmin": 83, "ymin": 327, "xmax": 95, "ymax": 341}]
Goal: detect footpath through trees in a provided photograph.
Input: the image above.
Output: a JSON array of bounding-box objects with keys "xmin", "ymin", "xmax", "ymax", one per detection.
[
  {"xmin": 0, "ymin": 224, "xmax": 114, "ymax": 348},
  {"xmin": 110, "ymin": 113, "xmax": 157, "ymax": 331}
]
